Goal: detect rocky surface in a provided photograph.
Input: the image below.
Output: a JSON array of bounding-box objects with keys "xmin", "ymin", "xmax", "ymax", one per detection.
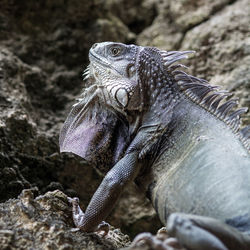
[
  {"xmin": 0, "ymin": 0, "xmax": 249, "ymax": 249},
  {"xmin": 0, "ymin": 189, "xmax": 130, "ymax": 249}
]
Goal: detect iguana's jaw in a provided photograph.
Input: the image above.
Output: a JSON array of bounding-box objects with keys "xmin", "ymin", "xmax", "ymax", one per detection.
[
  {"xmin": 88, "ymin": 44, "xmax": 124, "ymax": 85},
  {"xmin": 89, "ymin": 48, "xmax": 111, "ymax": 68},
  {"xmin": 88, "ymin": 45, "xmax": 112, "ymax": 84},
  {"xmin": 86, "ymin": 43, "xmax": 144, "ymax": 115}
]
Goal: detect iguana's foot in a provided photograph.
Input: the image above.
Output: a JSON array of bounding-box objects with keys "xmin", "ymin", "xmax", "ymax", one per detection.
[
  {"xmin": 167, "ymin": 213, "xmax": 250, "ymax": 250},
  {"xmin": 130, "ymin": 229, "xmax": 185, "ymax": 249},
  {"xmin": 67, "ymin": 196, "xmax": 110, "ymax": 236},
  {"xmin": 96, "ymin": 220, "xmax": 110, "ymax": 237},
  {"xmin": 67, "ymin": 197, "xmax": 85, "ymax": 227},
  {"xmin": 167, "ymin": 213, "xmax": 228, "ymax": 250}
]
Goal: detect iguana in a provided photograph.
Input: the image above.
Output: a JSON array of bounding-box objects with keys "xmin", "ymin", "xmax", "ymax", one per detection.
[{"xmin": 59, "ymin": 42, "xmax": 250, "ymax": 250}]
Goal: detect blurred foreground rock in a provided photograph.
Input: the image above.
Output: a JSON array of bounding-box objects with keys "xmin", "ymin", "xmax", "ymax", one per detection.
[{"xmin": 0, "ymin": 189, "xmax": 130, "ymax": 249}]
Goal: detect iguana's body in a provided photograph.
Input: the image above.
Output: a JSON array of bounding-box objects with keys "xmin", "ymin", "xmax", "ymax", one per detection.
[
  {"xmin": 60, "ymin": 42, "xmax": 250, "ymax": 249},
  {"xmin": 139, "ymin": 97, "xmax": 250, "ymax": 224}
]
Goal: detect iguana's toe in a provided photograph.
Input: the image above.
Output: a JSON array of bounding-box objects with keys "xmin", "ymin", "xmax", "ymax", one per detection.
[{"xmin": 96, "ymin": 221, "xmax": 110, "ymax": 237}]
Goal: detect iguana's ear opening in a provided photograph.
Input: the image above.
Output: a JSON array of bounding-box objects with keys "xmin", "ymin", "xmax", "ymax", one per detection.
[{"xmin": 59, "ymin": 98, "xmax": 129, "ymax": 173}]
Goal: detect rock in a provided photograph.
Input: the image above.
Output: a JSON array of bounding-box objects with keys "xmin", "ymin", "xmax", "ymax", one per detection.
[
  {"xmin": 169, "ymin": 0, "xmax": 231, "ymax": 32},
  {"xmin": 137, "ymin": 0, "xmax": 234, "ymax": 49},
  {"xmin": 109, "ymin": 184, "xmax": 162, "ymax": 239},
  {"xmin": 106, "ymin": 0, "xmax": 156, "ymax": 34},
  {"xmin": 0, "ymin": 189, "xmax": 130, "ymax": 249},
  {"xmin": 137, "ymin": 14, "xmax": 183, "ymax": 50},
  {"xmin": 180, "ymin": 0, "xmax": 250, "ymax": 125}
]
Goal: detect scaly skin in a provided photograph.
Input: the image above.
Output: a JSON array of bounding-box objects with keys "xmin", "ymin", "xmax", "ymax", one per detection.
[
  {"xmin": 60, "ymin": 42, "xmax": 250, "ymax": 250},
  {"xmin": 146, "ymin": 99, "xmax": 250, "ymax": 223}
]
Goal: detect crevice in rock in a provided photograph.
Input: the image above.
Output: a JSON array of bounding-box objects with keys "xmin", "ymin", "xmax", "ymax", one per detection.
[{"xmin": 128, "ymin": 5, "xmax": 157, "ymax": 35}]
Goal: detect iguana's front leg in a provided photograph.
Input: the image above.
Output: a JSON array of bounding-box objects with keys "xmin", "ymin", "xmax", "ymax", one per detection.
[{"xmin": 68, "ymin": 151, "xmax": 140, "ymax": 233}]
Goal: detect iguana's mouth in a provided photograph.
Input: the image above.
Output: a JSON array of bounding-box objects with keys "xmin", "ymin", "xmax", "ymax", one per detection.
[
  {"xmin": 89, "ymin": 49, "xmax": 124, "ymax": 79},
  {"xmin": 89, "ymin": 50, "xmax": 111, "ymax": 67}
]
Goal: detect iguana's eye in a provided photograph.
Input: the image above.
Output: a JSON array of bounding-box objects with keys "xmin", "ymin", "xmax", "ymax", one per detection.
[{"xmin": 110, "ymin": 47, "xmax": 121, "ymax": 56}]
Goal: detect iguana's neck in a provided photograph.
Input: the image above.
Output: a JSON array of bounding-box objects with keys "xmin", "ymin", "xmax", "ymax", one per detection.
[{"xmin": 139, "ymin": 70, "xmax": 182, "ymax": 130}]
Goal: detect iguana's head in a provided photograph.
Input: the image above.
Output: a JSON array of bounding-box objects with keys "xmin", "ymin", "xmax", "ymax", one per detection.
[
  {"xmin": 88, "ymin": 42, "xmax": 143, "ymax": 112},
  {"xmin": 89, "ymin": 42, "xmax": 138, "ymax": 82},
  {"xmin": 87, "ymin": 42, "xmax": 187, "ymax": 116}
]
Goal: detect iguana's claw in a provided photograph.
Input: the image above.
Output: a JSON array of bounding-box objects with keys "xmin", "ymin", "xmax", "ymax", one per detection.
[
  {"xmin": 67, "ymin": 196, "xmax": 85, "ymax": 227},
  {"xmin": 96, "ymin": 221, "xmax": 110, "ymax": 237},
  {"xmin": 67, "ymin": 196, "xmax": 79, "ymax": 204},
  {"xmin": 67, "ymin": 196, "xmax": 110, "ymax": 236},
  {"xmin": 156, "ymin": 227, "xmax": 169, "ymax": 241},
  {"xmin": 69, "ymin": 228, "xmax": 81, "ymax": 233}
]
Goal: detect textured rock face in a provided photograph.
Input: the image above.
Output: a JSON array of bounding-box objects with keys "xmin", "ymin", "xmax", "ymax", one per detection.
[
  {"xmin": 0, "ymin": 0, "xmax": 249, "ymax": 249},
  {"xmin": 0, "ymin": 189, "xmax": 130, "ymax": 249},
  {"xmin": 180, "ymin": 0, "xmax": 250, "ymax": 125}
]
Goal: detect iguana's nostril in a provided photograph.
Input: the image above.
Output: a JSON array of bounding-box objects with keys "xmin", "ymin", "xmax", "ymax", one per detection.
[{"xmin": 92, "ymin": 43, "xmax": 98, "ymax": 49}]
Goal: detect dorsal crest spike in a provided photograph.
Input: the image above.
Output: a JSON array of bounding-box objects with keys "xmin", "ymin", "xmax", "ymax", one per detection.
[
  {"xmin": 160, "ymin": 50, "xmax": 195, "ymax": 67},
  {"xmin": 226, "ymin": 108, "xmax": 248, "ymax": 122},
  {"xmin": 216, "ymin": 99, "xmax": 238, "ymax": 119},
  {"xmin": 82, "ymin": 64, "xmax": 91, "ymax": 80},
  {"xmin": 212, "ymin": 95, "xmax": 228, "ymax": 112},
  {"xmin": 163, "ymin": 50, "xmax": 249, "ymax": 149},
  {"xmin": 201, "ymin": 92, "xmax": 220, "ymax": 107},
  {"xmin": 168, "ymin": 64, "xmax": 189, "ymax": 71}
]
